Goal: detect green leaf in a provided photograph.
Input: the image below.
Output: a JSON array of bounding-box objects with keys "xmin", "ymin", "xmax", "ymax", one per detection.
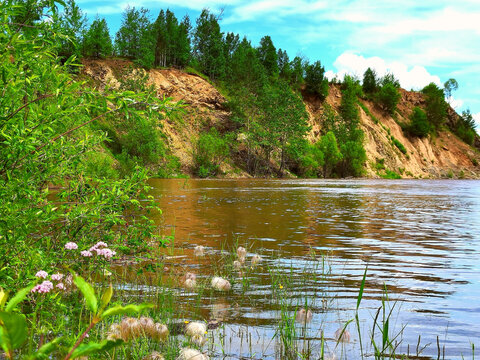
[
  {"xmin": 101, "ymin": 303, "xmax": 153, "ymax": 319},
  {"xmin": 356, "ymin": 266, "xmax": 368, "ymax": 310},
  {"xmin": 99, "ymin": 284, "xmax": 113, "ymax": 311},
  {"xmin": 71, "ymin": 339, "xmax": 123, "ymax": 358},
  {"xmin": 0, "ymin": 311, "xmax": 28, "ymax": 351},
  {"xmin": 5, "ymin": 284, "xmax": 35, "ymax": 312},
  {"xmin": 73, "ymin": 275, "xmax": 97, "ymax": 314},
  {"xmin": 0, "ymin": 289, "xmax": 7, "ymax": 309},
  {"xmin": 29, "ymin": 337, "xmax": 63, "ymax": 359}
]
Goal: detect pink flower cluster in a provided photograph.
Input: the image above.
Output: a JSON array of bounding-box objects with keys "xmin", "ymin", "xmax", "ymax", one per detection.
[
  {"xmin": 65, "ymin": 242, "xmax": 78, "ymax": 250},
  {"xmin": 81, "ymin": 241, "xmax": 117, "ymax": 259},
  {"xmin": 32, "ymin": 281, "xmax": 53, "ymax": 293},
  {"xmin": 35, "ymin": 270, "xmax": 48, "ymax": 279},
  {"xmin": 31, "ymin": 271, "xmax": 67, "ymax": 294}
]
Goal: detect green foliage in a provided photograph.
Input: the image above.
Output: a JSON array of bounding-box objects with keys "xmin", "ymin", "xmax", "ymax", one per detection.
[
  {"xmin": 256, "ymin": 81, "xmax": 310, "ymax": 172},
  {"xmin": 227, "ymin": 37, "xmax": 266, "ymax": 92},
  {"xmin": 193, "ymin": 9, "xmax": 226, "ymax": 80},
  {"xmin": 444, "ymin": 78, "xmax": 458, "ymax": 99},
  {"xmin": 257, "ymin": 35, "xmax": 278, "ymax": 77},
  {"xmin": 391, "ymin": 137, "xmax": 407, "ymax": 154},
  {"xmin": 318, "ymin": 132, "xmax": 342, "ymax": 178},
  {"xmin": 377, "ymin": 82, "xmax": 401, "ymax": 115},
  {"xmin": 381, "ymin": 170, "xmax": 401, "ymax": 179},
  {"xmin": 406, "ymin": 107, "xmax": 432, "ymax": 137},
  {"xmin": 455, "ymin": 109, "xmax": 477, "ymax": 145},
  {"xmin": 340, "ymin": 139, "xmax": 367, "ymax": 177},
  {"xmin": 304, "ymin": 60, "xmax": 329, "ymax": 100},
  {"xmin": 115, "ymin": 7, "xmax": 151, "ymax": 63},
  {"xmin": 83, "ymin": 17, "xmax": 113, "ymax": 58},
  {"xmin": 55, "ymin": 0, "xmax": 87, "ymax": 61},
  {"xmin": 0, "ymin": 311, "xmax": 27, "ymax": 356},
  {"xmin": 0, "ymin": 1, "xmax": 171, "ymax": 288},
  {"xmin": 154, "ymin": 10, "xmax": 191, "ymax": 68},
  {"xmin": 422, "ymin": 82, "xmax": 448, "ymax": 129},
  {"xmin": 193, "ymin": 128, "xmax": 229, "ymax": 177},
  {"xmin": 362, "ymin": 67, "xmax": 378, "ymax": 94}
]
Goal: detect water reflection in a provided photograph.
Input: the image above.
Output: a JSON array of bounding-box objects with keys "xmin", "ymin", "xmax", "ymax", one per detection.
[{"xmin": 144, "ymin": 179, "xmax": 480, "ymax": 358}]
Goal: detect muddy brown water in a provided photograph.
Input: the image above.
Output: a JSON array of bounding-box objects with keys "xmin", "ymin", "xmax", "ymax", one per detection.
[{"xmin": 135, "ymin": 179, "xmax": 480, "ymax": 359}]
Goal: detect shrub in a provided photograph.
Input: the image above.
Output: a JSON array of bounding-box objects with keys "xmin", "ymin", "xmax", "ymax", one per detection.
[
  {"xmin": 377, "ymin": 82, "xmax": 401, "ymax": 115},
  {"xmin": 391, "ymin": 137, "xmax": 407, "ymax": 154},
  {"xmin": 362, "ymin": 67, "xmax": 378, "ymax": 94},
  {"xmin": 382, "ymin": 170, "xmax": 402, "ymax": 179},
  {"xmin": 422, "ymin": 83, "xmax": 448, "ymax": 129},
  {"xmin": 406, "ymin": 107, "xmax": 432, "ymax": 137},
  {"xmin": 193, "ymin": 128, "xmax": 229, "ymax": 177},
  {"xmin": 455, "ymin": 110, "xmax": 477, "ymax": 145}
]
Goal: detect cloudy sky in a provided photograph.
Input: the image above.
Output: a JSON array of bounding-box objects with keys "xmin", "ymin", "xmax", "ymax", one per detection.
[{"xmin": 77, "ymin": 0, "xmax": 480, "ymax": 127}]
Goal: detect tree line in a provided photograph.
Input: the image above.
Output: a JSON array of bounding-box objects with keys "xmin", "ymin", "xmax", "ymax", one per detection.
[{"xmin": 54, "ymin": 1, "xmax": 476, "ymax": 178}]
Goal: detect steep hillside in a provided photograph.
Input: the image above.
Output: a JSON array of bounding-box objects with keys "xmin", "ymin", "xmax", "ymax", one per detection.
[
  {"xmin": 82, "ymin": 59, "xmax": 480, "ymax": 179},
  {"xmin": 304, "ymin": 86, "xmax": 480, "ymax": 178}
]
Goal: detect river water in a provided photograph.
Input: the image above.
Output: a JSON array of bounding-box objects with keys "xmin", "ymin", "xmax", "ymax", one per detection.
[{"xmin": 145, "ymin": 179, "xmax": 480, "ymax": 359}]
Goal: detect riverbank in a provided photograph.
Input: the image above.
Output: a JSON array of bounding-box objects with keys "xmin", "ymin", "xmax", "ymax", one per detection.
[{"xmin": 82, "ymin": 59, "xmax": 480, "ymax": 180}]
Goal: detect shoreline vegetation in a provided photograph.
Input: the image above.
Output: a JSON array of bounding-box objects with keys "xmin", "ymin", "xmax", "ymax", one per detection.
[{"xmin": 0, "ymin": 0, "xmax": 478, "ymax": 359}]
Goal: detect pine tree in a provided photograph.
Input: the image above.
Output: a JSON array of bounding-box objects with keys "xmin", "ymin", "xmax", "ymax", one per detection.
[
  {"xmin": 83, "ymin": 17, "xmax": 112, "ymax": 58},
  {"xmin": 115, "ymin": 7, "xmax": 151, "ymax": 60},
  {"xmin": 193, "ymin": 9, "xmax": 226, "ymax": 80},
  {"xmin": 304, "ymin": 60, "xmax": 329, "ymax": 100},
  {"xmin": 56, "ymin": 0, "xmax": 87, "ymax": 60},
  {"xmin": 257, "ymin": 35, "xmax": 278, "ymax": 77},
  {"xmin": 362, "ymin": 67, "xmax": 377, "ymax": 94}
]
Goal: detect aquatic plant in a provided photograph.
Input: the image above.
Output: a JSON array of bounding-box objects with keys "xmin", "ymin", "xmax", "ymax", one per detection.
[
  {"xmin": 236, "ymin": 246, "xmax": 247, "ymax": 262},
  {"xmin": 184, "ymin": 272, "xmax": 198, "ymax": 289},
  {"xmin": 251, "ymin": 254, "xmax": 262, "ymax": 266},
  {"xmin": 194, "ymin": 245, "xmax": 205, "ymax": 257},
  {"xmin": 295, "ymin": 308, "xmax": 313, "ymax": 324},
  {"xmin": 177, "ymin": 348, "xmax": 209, "ymax": 360},
  {"xmin": 211, "ymin": 277, "xmax": 231, "ymax": 291}
]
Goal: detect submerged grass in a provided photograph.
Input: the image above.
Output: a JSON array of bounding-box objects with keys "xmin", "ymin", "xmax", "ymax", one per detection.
[{"xmin": 8, "ymin": 238, "xmax": 476, "ymax": 360}]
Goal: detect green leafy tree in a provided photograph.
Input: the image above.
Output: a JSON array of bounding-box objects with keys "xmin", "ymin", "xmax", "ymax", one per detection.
[
  {"xmin": 318, "ymin": 131, "xmax": 342, "ymax": 177},
  {"xmin": 193, "ymin": 9, "xmax": 226, "ymax": 80},
  {"xmin": 193, "ymin": 128, "xmax": 229, "ymax": 177},
  {"xmin": 277, "ymin": 49, "xmax": 291, "ymax": 80},
  {"xmin": 304, "ymin": 60, "xmax": 329, "ymax": 100},
  {"xmin": 444, "ymin": 78, "xmax": 458, "ymax": 99},
  {"xmin": 83, "ymin": 17, "xmax": 112, "ymax": 58},
  {"xmin": 406, "ymin": 107, "xmax": 432, "ymax": 137},
  {"xmin": 0, "ymin": 1, "xmax": 172, "ymax": 289},
  {"xmin": 455, "ymin": 109, "xmax": 477, "ymax": 145},
  {"xmin": 257, "ymin": 35, "xmax": 278, "ymax": 77},
  {"xmin": 290, "ymin": 56, "xmax": 305, "ymax": 90},
  {"xmin": 257, "ymin": 81, "xmax": 310, "ymax": 172},
  {"xmin": 55, "ymin": 0, "xmax": 87, "ymax": 61},
  {"xmin": 154, "ymin": 10, "xmax": 191, "ymax": 68},
  {"xmin": 227, "ymin": 37, "xmax": 266, "ymax": 92},
  {"xmin": 422, "ymin": 82, "xmax": 448, "ymax": 129},
  {"xmin": 115, "ymin": 7, "xmax": 151, "ymax": 61},
  {"xmin": 377, "ymin": 82, "xmax": 401, "ymax": 115},
  {"xmin": 362, "ymin": 67, "xmax": 377, "ymax": 94}
]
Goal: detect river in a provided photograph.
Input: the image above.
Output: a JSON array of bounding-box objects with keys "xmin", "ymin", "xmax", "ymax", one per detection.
[{"xmin": 142, "ymin": 179, "xmax": 480, "ymax": 359}]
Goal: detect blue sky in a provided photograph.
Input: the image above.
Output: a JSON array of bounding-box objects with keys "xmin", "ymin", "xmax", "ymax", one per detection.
[{"xmin": 77, "ymin": 0, "xmax": 480, "ymax": 127}]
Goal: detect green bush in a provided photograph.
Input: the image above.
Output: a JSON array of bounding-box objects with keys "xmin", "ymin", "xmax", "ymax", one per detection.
[
  {"xmin": 391, "ymin": 137, "xmax": 407, "ymax": 154},
  {"xmin": 381, "ymin": 170, "xmax": 402, "ymax": 179},
  {"xmin": 455, "ymin": 110, "xmax": 477, "ymax": 145},
  {"xmin": 193, "ymin": 128, "xmax": 229, "ymax": 177},
  {"xmin": 422, "ymin": 83, "xmax": 448, "ymax": 129},
  {"xmin": 377, "ymin": 82, "xmax": 401, "ymax": 115},
  {"xmin": 406, "ymin": 107, "xmax": 432, "ymax": 137}
]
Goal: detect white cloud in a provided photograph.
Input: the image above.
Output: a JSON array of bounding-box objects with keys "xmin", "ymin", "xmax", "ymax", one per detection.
[
  {"xmin": 474, "ymin": 113, "xmax": 480, "ymax": 130},
  {"xmin": 327, "ymin": 52, "xmax": 441, "ymax": 90},
  {"xmin": 447, "ymin": 97, "xmax": 464, "ymax": 109}
]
